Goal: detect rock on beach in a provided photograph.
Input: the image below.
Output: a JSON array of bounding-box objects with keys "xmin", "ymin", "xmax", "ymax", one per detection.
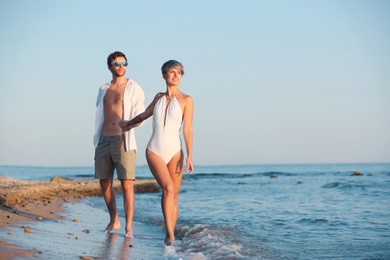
[{"xmin": 0, "ymin": 176, "xmax": 160, "ymax": 208}]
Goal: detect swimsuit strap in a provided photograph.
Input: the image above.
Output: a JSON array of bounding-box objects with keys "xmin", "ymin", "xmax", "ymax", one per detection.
[{"xmin": 165, "ymin": 90, "xmax": 180, "ymax": 100}]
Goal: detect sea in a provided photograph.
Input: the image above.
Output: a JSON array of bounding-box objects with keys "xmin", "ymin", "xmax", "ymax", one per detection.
[{"xmin": 1, "ymin": 163, "xmax": 390, "ymax": 260}]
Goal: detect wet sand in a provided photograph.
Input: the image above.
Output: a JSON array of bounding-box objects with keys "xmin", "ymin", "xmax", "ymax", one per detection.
[{"xmin": 0, "ymin": 176, "xmax": 160, "ymax": 259}]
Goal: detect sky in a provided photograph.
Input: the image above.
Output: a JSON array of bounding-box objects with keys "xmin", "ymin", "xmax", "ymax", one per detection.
[{"xmin": 0, "ymin": 0, "xmax": 389, "ymax": 167}]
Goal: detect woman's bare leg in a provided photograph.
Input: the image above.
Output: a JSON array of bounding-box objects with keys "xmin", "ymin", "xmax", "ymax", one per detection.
[
  {"xmin": 146, "ymin": 149, "xmax": 178, "ymax": 245},
  {"xmin": 167, "ymin": 151, "xmax": 184, "ymax": 232}
]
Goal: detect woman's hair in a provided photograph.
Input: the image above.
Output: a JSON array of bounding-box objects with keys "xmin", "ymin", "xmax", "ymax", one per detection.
[
  {"xmin": 107, "ymin": 51, "xmax": 127, "ymax": 66},
  {"xmin": 161, "ymin": 60, "xmax": 184, "ymax": 75}
]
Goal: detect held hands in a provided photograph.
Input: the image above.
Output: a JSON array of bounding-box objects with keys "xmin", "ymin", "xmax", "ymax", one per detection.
[{"xmin": 119, "ymin": 120, "xmax": 132, "ymax": 132}]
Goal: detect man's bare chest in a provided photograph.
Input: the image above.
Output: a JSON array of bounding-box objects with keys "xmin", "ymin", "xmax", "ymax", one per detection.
[{"xmin": 104, "ymin": 88, "xmax": 124, "ymax": 105}]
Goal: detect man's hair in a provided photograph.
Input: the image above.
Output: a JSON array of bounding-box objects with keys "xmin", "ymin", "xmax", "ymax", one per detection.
[
  {"xmin": 161, "ymin": 60, "xmax": 184, "ymax": 75},
  {"xmin": 107, "ymin": 51, "xmax": 127, "ymax": 66}
]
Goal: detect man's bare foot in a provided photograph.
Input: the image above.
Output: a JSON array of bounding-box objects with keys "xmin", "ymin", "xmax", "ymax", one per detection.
[
  {"xmin": 104, "ymin": 221, "xmax": 120, "ymax": 233},
  {"xmin": 125, "ymin": 229, "xmax": 133, "ymax": 238}
]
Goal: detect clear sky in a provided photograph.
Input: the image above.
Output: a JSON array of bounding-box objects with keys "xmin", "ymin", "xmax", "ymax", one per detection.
[{"xmin": 0, "ymin": 0, "xmax": 389, "ymax": 167}]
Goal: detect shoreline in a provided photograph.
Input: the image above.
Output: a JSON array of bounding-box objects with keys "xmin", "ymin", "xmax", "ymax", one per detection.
[{"xmin": 0, "ymin": 176, "xmax": 160, "ymax": 259}]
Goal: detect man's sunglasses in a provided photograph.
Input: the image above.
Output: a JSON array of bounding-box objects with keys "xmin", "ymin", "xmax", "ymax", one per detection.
[{"xmin": 112, "ymin": 61, "xmax": 128, "ymax": 67}]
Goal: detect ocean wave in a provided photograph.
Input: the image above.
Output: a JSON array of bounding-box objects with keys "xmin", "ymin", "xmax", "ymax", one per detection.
[
  {"xmin": 162, "ymin": 223, "xmax": 258, "ymax": 259},
  {"xmin": 185, "ymin": 172, "xmax": 300, "ymax": 181},
  {"xmin": 298, "ymin": 218, "xmax": 329, "ymax": 224},
  {"xmin": 186, "ymin": 171, "xmax": 389, "ymax": 180},
  {"xmin": 321, "ymin": 181, "xmax": 368, "ymax": 190}
]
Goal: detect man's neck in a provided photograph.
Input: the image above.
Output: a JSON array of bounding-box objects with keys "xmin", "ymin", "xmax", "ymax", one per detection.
[{"xmin": 111, "ymin": 76, "xmax": 128, "ymax": 86}]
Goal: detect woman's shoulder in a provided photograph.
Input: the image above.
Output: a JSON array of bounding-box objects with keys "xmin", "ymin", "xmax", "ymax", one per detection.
[
  {"xmin": 155, "ymin": 92, "xmax": 165, "ymax": 98},
  {"xmin": 152, "ymin": 92, "xmax": 165, "ymax": 102},
  {"xmin": 177, "ymin": 90, "xmax": 190, "ymax": 98},
  {"xmin": 177, "ymin": 92, "xmax": 193, "ymax": 108},
  {"xmin": 179, "ymin": 92, "xmax": 193, "ymax": 102}
]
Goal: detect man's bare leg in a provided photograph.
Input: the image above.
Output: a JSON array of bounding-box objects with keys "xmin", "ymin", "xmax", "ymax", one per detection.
[
  {"xmin": 121, "ymin": 179, "xmax": 134, "ymax": 238},
  {"xmin": 100, "ymin": 179, "xmax": 121, "ymax": 233}
]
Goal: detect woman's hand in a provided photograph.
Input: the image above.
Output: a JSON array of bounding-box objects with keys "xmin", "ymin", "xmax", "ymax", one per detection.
[{"xmin": 185, "ymin": 158, "xmax": 194, "ymax": 174}]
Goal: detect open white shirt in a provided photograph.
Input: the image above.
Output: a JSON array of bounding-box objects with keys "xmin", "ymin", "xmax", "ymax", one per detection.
[{"xmin": 93, "ymin": 79, "xmax": 145, "ymax": 151}]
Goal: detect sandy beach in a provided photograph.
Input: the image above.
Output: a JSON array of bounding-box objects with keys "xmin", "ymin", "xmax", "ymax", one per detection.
[{"xmin": 0, "ymin": 176, "xmax": 160, "ymax": 259}]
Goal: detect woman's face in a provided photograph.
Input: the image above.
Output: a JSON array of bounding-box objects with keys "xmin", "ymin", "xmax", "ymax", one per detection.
[{"xmin": 163, "ymin": 67, "xmax": 182, "ymax": 86}]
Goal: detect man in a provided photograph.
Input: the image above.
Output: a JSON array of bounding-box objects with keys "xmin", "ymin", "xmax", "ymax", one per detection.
[{"xmin": 93, "ymin": 51, "xmax": 145, "ymax": 238}]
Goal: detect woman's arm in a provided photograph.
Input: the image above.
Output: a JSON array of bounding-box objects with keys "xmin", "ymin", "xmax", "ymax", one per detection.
[
  {"xmin": 182, "ymin": 95, "xmax": 194, "ymax": 173},
  {"xmin": 120, "ymin": 93, "xmax": 163, "ymax": 130}
]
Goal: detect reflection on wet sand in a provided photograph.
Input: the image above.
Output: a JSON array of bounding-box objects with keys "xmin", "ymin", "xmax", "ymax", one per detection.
[{"xmin": 98, "ymin": 233, "xmax": 133, "ymax": 259}]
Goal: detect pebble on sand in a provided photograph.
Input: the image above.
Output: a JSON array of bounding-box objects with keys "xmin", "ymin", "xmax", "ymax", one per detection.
[
  {"xmin": 24, "ymin": 227, "xmax": 31, "ymax": 233},
  {"xmin": 80, "ymin": 256, "xmax": 94, "ymax": 260}
]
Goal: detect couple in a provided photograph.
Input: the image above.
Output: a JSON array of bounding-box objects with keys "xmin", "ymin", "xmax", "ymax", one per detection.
[{"xmin": 93, "ymin": 51, "xmax": 194, "ymax": 245}]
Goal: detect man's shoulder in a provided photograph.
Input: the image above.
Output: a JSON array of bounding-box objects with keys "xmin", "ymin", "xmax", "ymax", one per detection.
[
  {"xmin": 126, "ymin": 78, "xmax": 143, "ymax": 92},
  {"xmin": 126, "ymin": 78, "xmax": 139, "ymax": 87},
  {"xmin": 99, "ymin": 82, "xmax": 110, "ymax": 90}
]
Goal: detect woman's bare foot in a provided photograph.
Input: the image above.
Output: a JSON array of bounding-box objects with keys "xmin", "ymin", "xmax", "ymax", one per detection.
[
  {"xmin": 104, "ymin": 221, "xmax": 120, "ymax": 233},
  {"xmin": 125, "ymin": 229, "xmax": 134, "ymax": 238},
  {"xmin": 164, "ymin": 235, "xmax": 175, "ymax": 246}
]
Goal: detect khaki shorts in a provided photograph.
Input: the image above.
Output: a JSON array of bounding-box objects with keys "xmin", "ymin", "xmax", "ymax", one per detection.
[{"xmin": 94, "ymin": 135, "xmax": 136, "ymax": 180}]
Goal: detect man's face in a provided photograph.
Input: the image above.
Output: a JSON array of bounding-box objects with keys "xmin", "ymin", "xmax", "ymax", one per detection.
[{"xmin": 109, "ymin": 56, "xmax": 127, "ymax": 77}]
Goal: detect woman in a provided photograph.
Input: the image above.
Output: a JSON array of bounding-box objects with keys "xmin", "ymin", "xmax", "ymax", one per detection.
[{"xmin": 119, "ymin": 60, "xmax": 194, "ymax": 245}]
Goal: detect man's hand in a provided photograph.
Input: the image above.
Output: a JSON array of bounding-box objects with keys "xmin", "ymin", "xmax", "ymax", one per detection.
[{"xmin": 119, "ymin": 120, "xmax": 128, "ymax": 128}]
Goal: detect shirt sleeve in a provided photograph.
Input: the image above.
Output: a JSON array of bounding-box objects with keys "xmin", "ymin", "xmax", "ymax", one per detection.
[
  {"xmin": 133, "ymin": 84, "xmax": 145, "ymax": 117},
  {"xmin": 96, "ymin": 84, "xmax": 107, "ymax": 107},
  {"xmin": 96, "ymin": 88, "xmax": 102, "ymax": 107}
]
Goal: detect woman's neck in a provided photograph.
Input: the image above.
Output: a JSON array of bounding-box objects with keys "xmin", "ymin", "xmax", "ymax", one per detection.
[{"xmin": 165, "ymin": 87, "xmax": 180, "ymax": 99}]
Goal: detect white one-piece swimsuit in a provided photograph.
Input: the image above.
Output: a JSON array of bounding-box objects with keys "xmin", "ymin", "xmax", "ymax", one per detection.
[{"xmin": 147, "ymin": 95, "xmax": 183, "ymax": 164}]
